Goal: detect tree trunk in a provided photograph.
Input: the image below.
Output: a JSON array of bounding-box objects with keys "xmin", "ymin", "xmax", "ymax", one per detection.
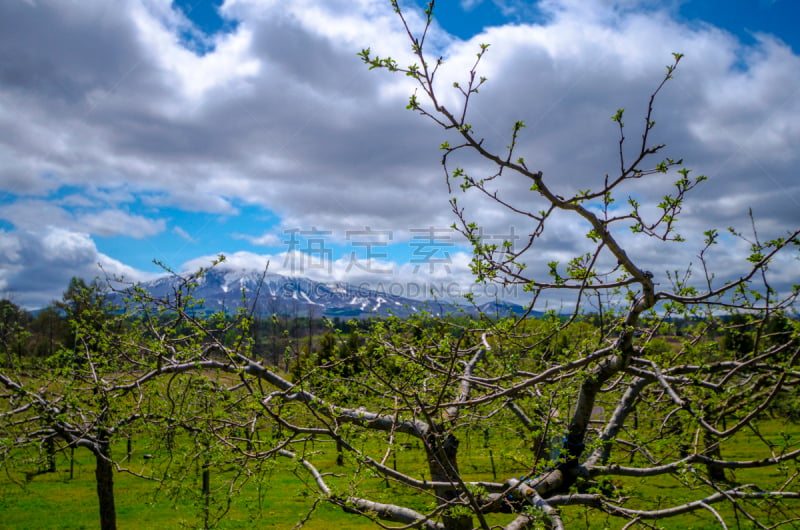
[
  {"xmin": 202, "ymin": 463, "xmax": 211, "ymax": 529},
  {"xmin": 701, "ymin": 407, "xmax": 727, "ymax": 483},
  {"xmin": 336, "ymin": 439, "xmax": 344, "ymax": 466},
  {"xmin": 95, "ymin": 443, "xmax": 117, "ymax": 530},
  {"xmin": 45, "ymin": 437, "xmax": 56, "ymax": 473},
  {"xmin": 427, "ymin": 432, "xmax": 471, "ymax": 530},
  {"xmin": 704, "ymin": 431, "xmax": 727, "ymax": 483}
]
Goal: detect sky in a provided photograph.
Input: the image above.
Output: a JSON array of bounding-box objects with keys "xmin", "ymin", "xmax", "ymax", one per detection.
[{"xmin": 0, "ymin": 0, "xmax": 798, "ymax": 310}]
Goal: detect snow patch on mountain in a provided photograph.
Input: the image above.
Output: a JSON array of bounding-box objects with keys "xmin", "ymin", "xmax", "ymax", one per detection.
[{"xmin": 120, "ymin": 266, "xmax": 531, "ymax": 319}]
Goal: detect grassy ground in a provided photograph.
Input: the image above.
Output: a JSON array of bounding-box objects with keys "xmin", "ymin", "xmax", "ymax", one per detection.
[
  {"xmin": 1, "ymin": 419, "xmax": 797, "ymax": 529},
  {"xmin": 0, "ymin": 445, "xmax": 379, "ymax": 529}
]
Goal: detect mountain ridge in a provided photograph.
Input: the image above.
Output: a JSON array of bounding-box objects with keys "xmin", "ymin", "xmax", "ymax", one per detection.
[{"xmin": 124, "ymin": 267, "xmax": 530, "ymax": 319}]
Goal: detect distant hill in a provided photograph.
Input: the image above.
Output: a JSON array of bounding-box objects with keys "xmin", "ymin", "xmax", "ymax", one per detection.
[{"xmin": 120, "ymin": 267, "xmax": 532, "ymax": 319}]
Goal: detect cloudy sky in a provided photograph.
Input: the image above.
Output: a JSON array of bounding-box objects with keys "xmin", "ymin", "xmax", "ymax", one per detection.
[{"xmin": 1, "ymin": 0, "xmax": 798, "ymax": 309}]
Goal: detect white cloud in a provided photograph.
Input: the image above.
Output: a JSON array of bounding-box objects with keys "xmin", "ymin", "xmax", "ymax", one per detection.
[
  {"xmin": 0, "ymin": 200, "xmax": 165, "ymax": 239},
  {"xmin": 0, "ymin": 227, "xmax": 156, "ymax": 309},
  {"xmin": 233, "ymin": 231, "xmax": 281, "ymax": 246},
  {"xmin": 180, "ymin": 248, "xmax": 485, "ymax": 301},
  {"xmin": 80, "ymin": 210, "xmax": 166, "ymax": 238},
  {"xmin": 0, "ymin": 0, "xmax": 798, "ymax": 307},
  {"xmin": 688, "ymin": 37, "xmax": 800, "ymax": 162},
  {"xmin": 461, "ymin": 0, "xmax": 483, "ymax": 10},
  {"xmin": 131, "ymin": 1, "xmax": 260, "ymax": 102},
  {"xmin": 173, "ymin": 225, "xmax": 196, "ymax": 242}
]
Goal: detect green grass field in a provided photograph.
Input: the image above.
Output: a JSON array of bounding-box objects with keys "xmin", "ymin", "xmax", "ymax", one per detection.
[
  {"xmin": 1, "ymin": 417, "xmax": 797, "ymax": 529},
  {"xmin": 0, "ymin": 443, "xmax": 378, "ymax": 529}
]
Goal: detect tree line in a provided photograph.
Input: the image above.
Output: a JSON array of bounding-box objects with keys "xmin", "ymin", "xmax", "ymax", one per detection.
[{"xmin": 0, "ymin": 276, "xmax": 374, "ymax": 372}]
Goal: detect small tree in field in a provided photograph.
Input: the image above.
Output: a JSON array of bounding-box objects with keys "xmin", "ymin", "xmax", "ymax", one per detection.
[
  {"xmin": 0, "ymin": 272, "xmax": 248, "ymax": 530},
  {"xmin": 0, "ymin": 279, "xmax": 133, "ymax": 530}
]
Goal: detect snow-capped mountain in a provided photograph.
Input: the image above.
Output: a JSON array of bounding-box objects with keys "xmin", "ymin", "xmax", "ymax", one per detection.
[{"xmin": 122, "ymin": 267, "xmax": 529, "ymax": 319}]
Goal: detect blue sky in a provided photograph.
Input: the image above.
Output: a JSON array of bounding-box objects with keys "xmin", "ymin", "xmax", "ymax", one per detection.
[
  {"xmin": 678, "ymin": 0, "xmax": 799, "ymax": 52},
  {"xmin": 174, "ymin": 1, "xmax": 800, "ymax": 51},
  {"xmin": 1, "ymin": 0, "xmax": 798, "ymax": 308}
]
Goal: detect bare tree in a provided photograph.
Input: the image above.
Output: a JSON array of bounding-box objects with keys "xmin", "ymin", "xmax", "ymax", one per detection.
[
  {"xmin": 2, "ymin": 3, "xmax": 798, "ymax": 529},
  {"xmin": 338, "ymin": 2, "xmax": 799, "ymax": 527},
  {"xmin": 152, "ymin": 2, "xmax": 798, "ymax": 527},
  {"xmin": 0, "ymin": 279, "xmax": 141, "ymax": 530},
  {"xmin": 0, "ymin": 272, "xmax": 246, "ymax": 530}
]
